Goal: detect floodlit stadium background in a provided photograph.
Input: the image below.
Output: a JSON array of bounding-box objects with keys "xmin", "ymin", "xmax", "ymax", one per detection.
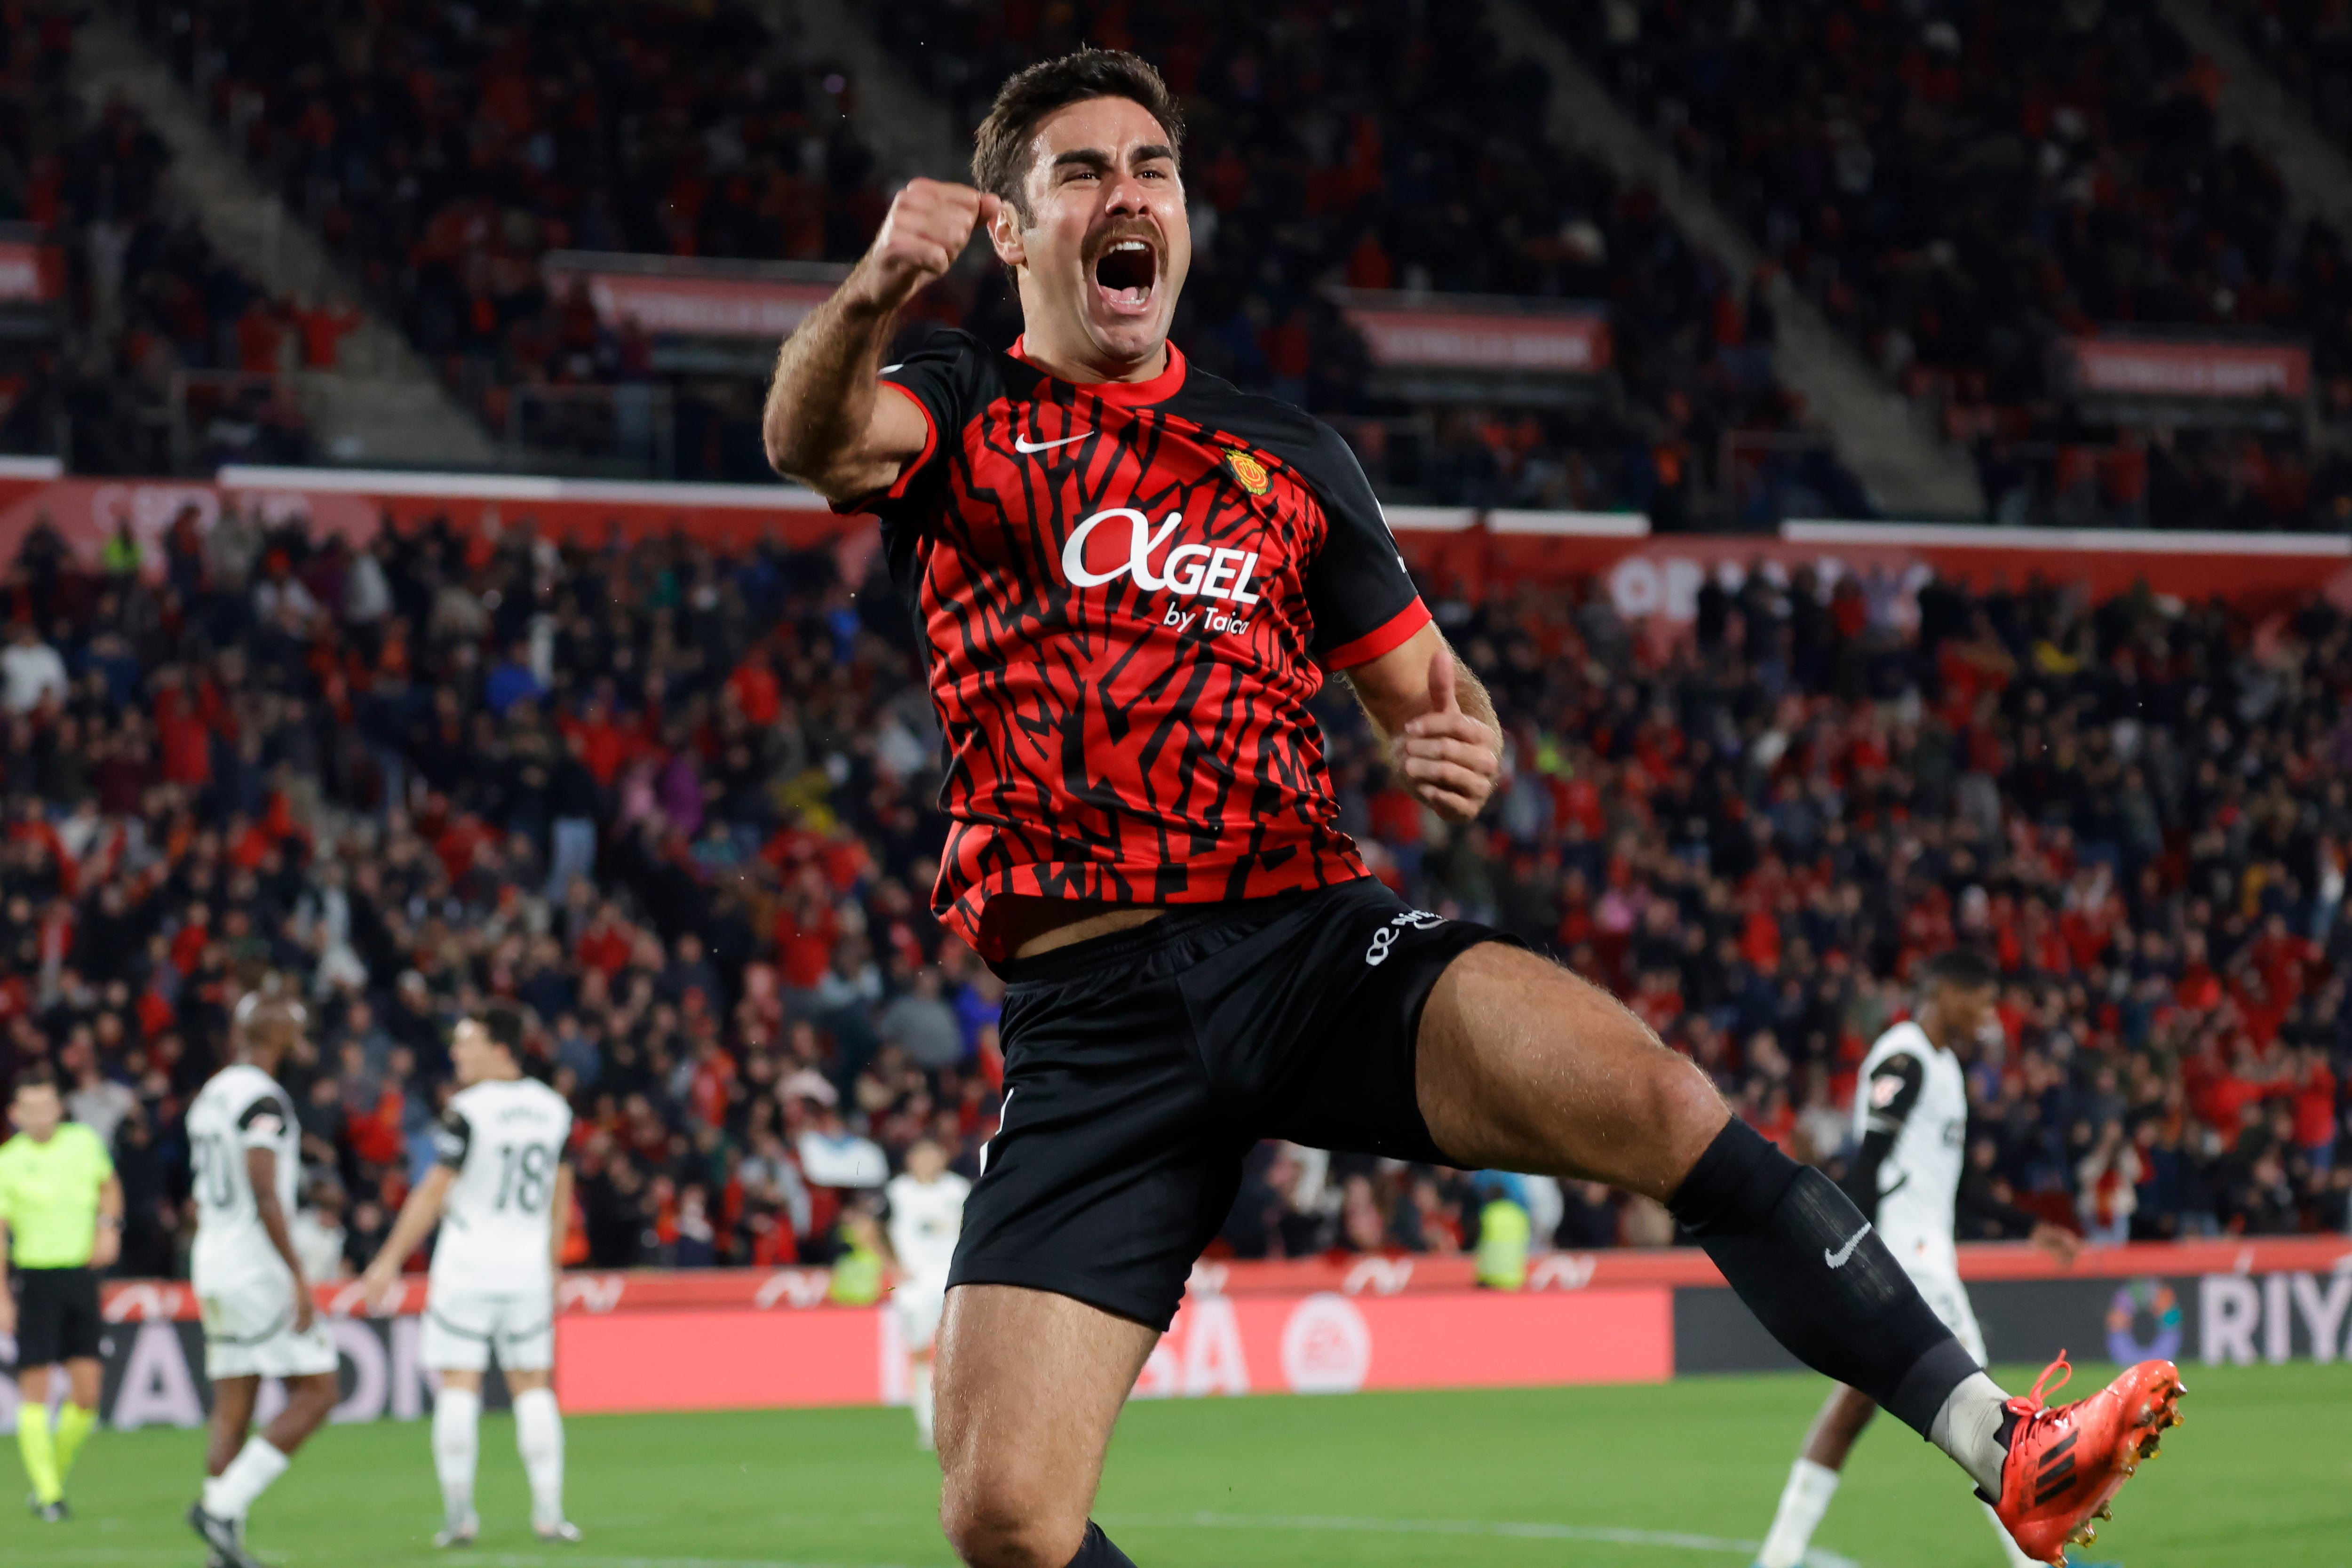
[{"xmin": 3, "ymin": 1, "xmax": 2351, "ymax": 1564}]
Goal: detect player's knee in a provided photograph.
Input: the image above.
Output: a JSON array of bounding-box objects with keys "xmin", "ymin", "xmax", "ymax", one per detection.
[
  {"xmin": 1643, "ymin": 1048, "xmax": 1731, "ymax": 1147},
  {"xmin": 939, "ymin": 1463, "xmax": 1088, "ymax": 1568}
]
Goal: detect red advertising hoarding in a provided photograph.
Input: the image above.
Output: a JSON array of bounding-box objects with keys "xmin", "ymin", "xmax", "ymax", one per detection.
[{"xmin": 2067, "ymin": 336, "xmax": 2310, "ymax": 399}]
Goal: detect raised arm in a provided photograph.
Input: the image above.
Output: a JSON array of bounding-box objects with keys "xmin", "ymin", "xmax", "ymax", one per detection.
[
  {"xmin": 1341, "ymin": 622, "xmax": 1503, "ymax": 822},
  {"xmin": 763, "ymin": 178, "xmax": 1001, "ymax": 499}
]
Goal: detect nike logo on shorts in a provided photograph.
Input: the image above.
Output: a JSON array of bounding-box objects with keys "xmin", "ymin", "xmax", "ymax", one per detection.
[
  {"xmin": 1014, "ymin": 433, "xmax": 1088, "ymax": 453},
  {"xmin": 1824, "ymin": 1222, "xmax": 1872, "ymax": 1270}
]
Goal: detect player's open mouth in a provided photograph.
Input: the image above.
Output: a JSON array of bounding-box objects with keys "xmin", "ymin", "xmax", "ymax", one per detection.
[{"xmin": 1092, "ymin": 238, "xmax": 1157, "ymax": 315}]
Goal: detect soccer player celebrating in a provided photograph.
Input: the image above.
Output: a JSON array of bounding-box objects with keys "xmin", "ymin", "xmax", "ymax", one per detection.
[
  {"xmin": 0, "ymin": 1068, "xmax": 122, "ymax": 1522},
  {"xmin": 882, "ymin": 1138, "xmax": 971, "ymax": 1450},
  {"xmin": 185, "ymin": 993, "xmax": 342, "ymax": 1568},
  {"xmin": 1754, "ymin": 950, "xmax": 2085, "ymax": 1568},
  {"xmin": 359, "ymin": 1003, "xmax": 579, "ymax": 1547},
  {"xmin": 763, "ymin": 48, "xmax": 2183, "ymax": 1568}
]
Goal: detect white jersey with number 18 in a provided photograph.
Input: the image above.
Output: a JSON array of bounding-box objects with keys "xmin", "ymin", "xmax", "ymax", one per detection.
[{"xmin": 428, "ymin": 1077, "xmax": 573, "ymax": 1296}]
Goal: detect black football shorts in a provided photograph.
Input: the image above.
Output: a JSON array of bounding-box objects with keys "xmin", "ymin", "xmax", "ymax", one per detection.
[
  {"xmin": 14, "ymin": 1266, "xmax": 104, "ymax": 1365},
  {"xmin": 949, "ymin": 876, "xmax": 1517, "ymax": 1329}
]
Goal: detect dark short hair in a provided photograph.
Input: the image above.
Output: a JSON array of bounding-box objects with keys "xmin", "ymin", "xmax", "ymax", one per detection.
[
  {"xmin": 11, "ymin": 1067, "xmax": 58, "ymax": 1098},
  {"xmin": 972, "ymin": 48, "xmax": 1184, "ymax": 219},
  {"xmin": 1921, "ymin": 947, "xmax": 1999, "ymax": 994},
  {"xmin": 470, "ymin": 1001, "xmax": 529, "ymax": 1059}
]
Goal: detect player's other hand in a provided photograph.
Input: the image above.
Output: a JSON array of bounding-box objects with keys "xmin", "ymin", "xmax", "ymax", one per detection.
[
  {"xmin": 292, "ymin": 1287, "xmax": 317, "ymax": 1335},
  {"xmin": 91, "ymin": 1226, "xmax": 120, "ymax": 1270},
  {"xmin": 1395, "ymin": 647, "xmax": 1501, "ymax": 822},
  {"xmin": 2029, "ymin": 1221, "xmax": 2081, "ymax": 1267},
  {"xmin": 856, "ymin": 179, "xmax": 1002, "ymax": 311}
]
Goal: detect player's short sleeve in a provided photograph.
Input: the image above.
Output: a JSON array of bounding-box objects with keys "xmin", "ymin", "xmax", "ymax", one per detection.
[
  {"xmin": 1298, "ymin": 421, "xmax": 1431, "ymax": 668},
  {"xmin": 433, "ymin": 1107, "xmax": 474, "ymax": 1170},
  {"xmin": 1862, "ymin": 1052, "xmax": 1926, "ymax": 1136},
  {"xmin": 235, "ymin": 1092, "xmax": 291, "ymax": 1150},
  {"xmin": 838, "ymin": 328, "xmax": 990, "ymax": 524}
]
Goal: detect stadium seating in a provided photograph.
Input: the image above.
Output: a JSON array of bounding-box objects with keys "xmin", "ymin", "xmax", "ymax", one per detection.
[
  {"xmin": 3, "ymin": 502, "xmax": 2345, "ymax": 1278},
  {"xmin": 869, "ymin": 0, "xmax": 1867, "ymax": 522},
  {"xmin": 1549, "ymin": 0, "xmax": 2352, "ymax": 529},
  {"xmin": 124, "ymin": 0, "xmax": 894, "ymax": 479},
  {"xmin": 114, "ymin": 0, "xmax": 1869, "ymax": 519},
  {"xmin": 0, "ymin": 3, "xmax": 309, "ymax": 473}
]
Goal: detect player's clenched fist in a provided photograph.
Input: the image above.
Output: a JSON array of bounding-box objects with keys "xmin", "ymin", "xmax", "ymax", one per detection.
[{"xmin": 856, "ymin": 178, "xmax": 1001, "ymax": 309}]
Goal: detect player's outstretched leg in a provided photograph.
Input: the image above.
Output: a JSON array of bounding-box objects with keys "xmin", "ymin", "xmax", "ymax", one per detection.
[
  {"xmin": 1415, "ymin": 944, "xmax": 2179, "ymax": 1565},
  {"xmin": 430, "ymin": 1381, "xmax": 482, "ymax": 1546},
  {"xmin": 934, "ymin": 1285, "xmax": 1152, "ymax": 1568}
]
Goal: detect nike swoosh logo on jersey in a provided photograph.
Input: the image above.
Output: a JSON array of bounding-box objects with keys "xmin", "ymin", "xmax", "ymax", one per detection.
[
  {"xmin": 1014, "ymin": 432, "xmax": 1089, "ymax": 453},
  {"xmin": 1824, "ymin": 1221, "xmax": 1872, "ymax": 1269}
]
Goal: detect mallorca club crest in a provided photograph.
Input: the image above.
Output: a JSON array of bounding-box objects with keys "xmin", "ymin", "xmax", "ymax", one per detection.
[{"xmin": 1223, "ymin": 446, "xmax": 1271, "ymax": 495}]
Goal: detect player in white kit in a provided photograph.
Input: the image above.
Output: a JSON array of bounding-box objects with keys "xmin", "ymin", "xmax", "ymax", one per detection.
[
  {"xmin": 1753, "ymin": 950, "xmax": 2078, "ymax": 1568},
  {"xmin": 360, "ymin": 1003, "xmax": 578, "ymax": 1546},
  {"xmin": 882, "ymin": 1138, "xmax": 969, "ymax": 1449},
  {"xmin": 185, "ymin": 993, "xmax": 344, "ymax": 1568}
]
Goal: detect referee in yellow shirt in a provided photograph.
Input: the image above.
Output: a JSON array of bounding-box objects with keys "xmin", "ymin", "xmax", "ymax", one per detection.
[{"xmin": 0, "ymin": 1068, "xmax": 123, "ymax": 1523}]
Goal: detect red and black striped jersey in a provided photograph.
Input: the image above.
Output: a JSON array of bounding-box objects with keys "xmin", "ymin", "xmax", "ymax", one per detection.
[{"xmin": 852, "ymin": 330, "xmax": 1431, "ymax": 963}]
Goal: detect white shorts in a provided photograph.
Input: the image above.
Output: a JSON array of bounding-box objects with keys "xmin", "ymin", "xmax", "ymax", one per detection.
[
  {"xmin": 421, "ymin": 1288, "xmax": 556, "ymax": 1374},
  {"xmin": 890, "ymin": 1285, "xmax": 946, "ymax": 1353},
  {"xmin": 1903, "ymin": 1259, "xmax": 1987, "ymax": 1366},
  {"xmin": 197, "ymin": 1271, "xmax": 339, "ymax": 1382}
]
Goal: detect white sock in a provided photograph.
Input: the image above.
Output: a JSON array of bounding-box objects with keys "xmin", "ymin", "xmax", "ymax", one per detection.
[
  {"xmin": 431, "ymin": 1386, "xmax": 481, "ymax": 1526},
  {"xmin": 513, "ymin": 1387, "xmax": 565, "ymax": 1527},
  {"xmin": 1756, "ymin": 1457, "xmax": 1839, "ymax": 1568},
  {"xmin": 1930, "ymin": 1371, "xmax": 2013, "ymax": 1498},
  {"xmin": 911, "ymin": 1361, "xmax": 936, "ymax": 1448},
  {"xmin": 1983, "ymin": 1498, "xmax": 2039, "ymax": 1567},
  {"xmin": 207, "ymin": 1437, "xmax": 291, "ymax": 1521}
]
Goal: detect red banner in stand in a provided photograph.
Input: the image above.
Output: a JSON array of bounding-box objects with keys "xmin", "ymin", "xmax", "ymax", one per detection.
[
  {"xmin": 1339, "ymin": 295, "xmax": 1612, "ymax": 374},
  {"xmin": 544, "ymin": 268, "xmax": 839, "ymax": 340},
  {"xmin": 0, "ymin": 239, "xmax": 63, "ymax": 302},
  {"xmin": 2067, "ymin": 336, "xmax": 2310, "ymax": 399}
]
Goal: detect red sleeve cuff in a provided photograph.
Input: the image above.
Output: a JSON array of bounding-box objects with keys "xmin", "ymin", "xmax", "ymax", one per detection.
[
  {"xmin": 1319, "ymin": 597, "xmax": 1433, "ymax": 671},
  {"xmin": 880, "ymin": 380, "xmax": 938, "ymax": 501}
]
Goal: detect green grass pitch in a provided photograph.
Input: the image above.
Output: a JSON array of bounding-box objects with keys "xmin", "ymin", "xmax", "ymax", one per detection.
[{"xmin": 6, "ymin": 1362, "xmax": 2344, "ymax": 1567}]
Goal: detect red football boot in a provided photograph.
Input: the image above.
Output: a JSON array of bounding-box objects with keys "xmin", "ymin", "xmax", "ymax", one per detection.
[{"xmin": 1991, "ymin": 1352, "xmax": 2185, "ymax": 1565}]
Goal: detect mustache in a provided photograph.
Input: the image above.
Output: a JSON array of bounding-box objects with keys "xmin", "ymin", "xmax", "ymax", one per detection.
[{"xmin": 1086, "ymin": 221, "xmax": 1163, "ymax": 261}]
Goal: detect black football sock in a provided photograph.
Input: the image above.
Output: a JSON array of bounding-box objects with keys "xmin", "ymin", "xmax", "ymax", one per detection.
[
  {"xmin": 1064, "ymin": 1520, "xmax": 1138, "ymax": 1567},
  {"xmin": 1667, "ymin": 1118, "xmax": 1984, "ymax": 1438}
]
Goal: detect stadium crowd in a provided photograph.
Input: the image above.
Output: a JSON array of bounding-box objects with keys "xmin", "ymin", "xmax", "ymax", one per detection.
[
  {"xmin": 0, "ymin": 2, "xmax": 318, "ymax": 475},
  {"xmin": 1, "ymin": 496, "xmax": 2348, "ymax": 1282},
  {"xmin": 1559, "ymin": 0, "xmax": 2352, "ymax": 531},
  {"xmin": 120, "ymin": 0, "xmax": 1863, "ymax": 519}
]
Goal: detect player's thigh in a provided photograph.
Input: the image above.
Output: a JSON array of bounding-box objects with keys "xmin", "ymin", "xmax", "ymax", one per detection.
[
  {"xmin": 488, "ymin": 1295, "xmax": 556, "ymax": 1377},
  {"xmin": 934, "ymin": 1283, "xmax": 1156, "ymax": 1562},
  {"xmin": 421, "ymin": 1292, "xmax": 496, "ymax": 1376},
  {"xmin": 1415, "ymin": 941, "xmax": 1729, "ymax": 1199}
]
